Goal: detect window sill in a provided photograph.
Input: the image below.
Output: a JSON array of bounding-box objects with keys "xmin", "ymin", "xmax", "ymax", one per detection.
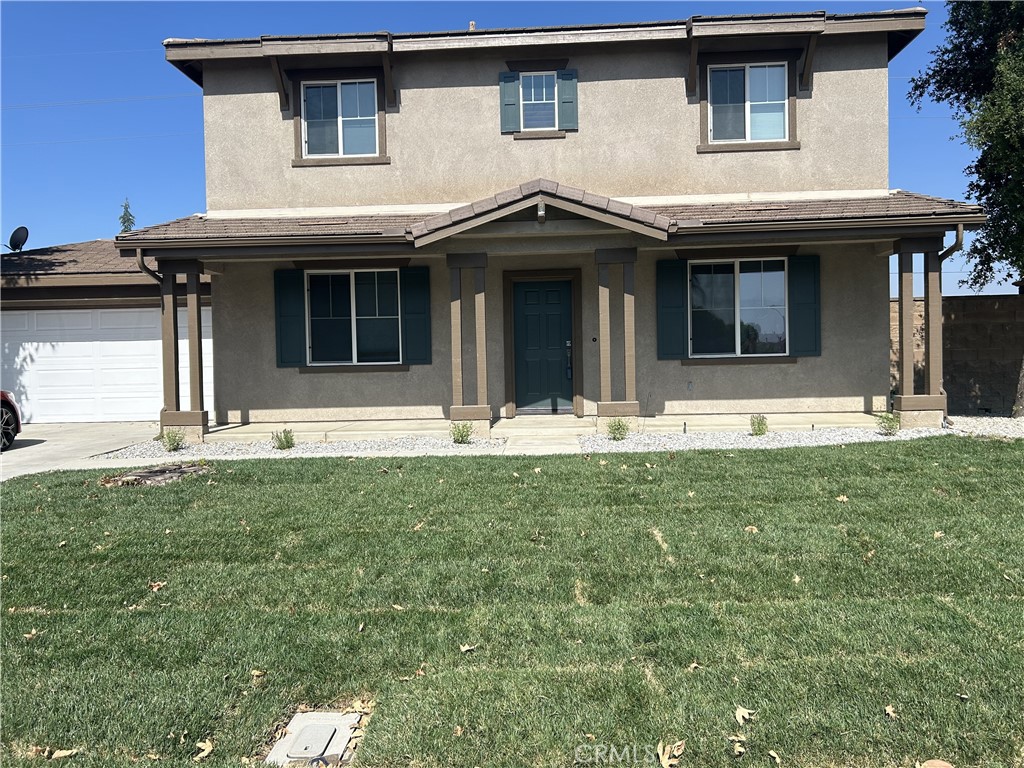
[
  {"xmin": 512, "ymin": 130, "xmax": 567, "ymax": 140},
  {"xmin": 696, "ymin": 140, "xmax": 800, "ymax": 154},
  {"xmin": 292, "ymin": 156, "xmax": 392, "ymax": 167},
  {"xmin": 682, "ymin": 356, "xmax": 798, "ymax": 366},
  {"xmin": 299, "ymin": 364, "xmax": 409, "ymax": 373}
]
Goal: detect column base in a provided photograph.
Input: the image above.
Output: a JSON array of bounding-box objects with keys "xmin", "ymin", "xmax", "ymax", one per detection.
[
  {"xmin": 450, "ymin": 405, "xmax": 492, "ymax": 438},
  {"xmin": 596, "ymin": 401, "xmax": 640, "ymax": 417},
  {"xmin": 893, "ymin": 395, "xmax": 946, "ymax": 429},
  {"xmin": 161, "ymin": 410, "xmax": 210, "ymax": 440}
]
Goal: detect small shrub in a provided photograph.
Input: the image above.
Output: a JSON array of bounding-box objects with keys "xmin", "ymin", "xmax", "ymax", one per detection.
[
  {"xmin": 606, "ymin": 417, "xmax": 630, "ymax": 441},
  {"xmin": 450, "ymin": 421, "xmax": 474, "ymax": 444},
  {"xmin": 272, "ymin": 428, "xmax": 295, "ymax": 450},
  {"xmin": 876, "ymin": 412, "xmax": 900, "ymax": 436},
  {"xmin": 750, "ymin": 414, "xmax": 768, "ymax": 436},
  {"xmin": 161, "ymin": 428, "xmax": 186, "ymax": 452}
]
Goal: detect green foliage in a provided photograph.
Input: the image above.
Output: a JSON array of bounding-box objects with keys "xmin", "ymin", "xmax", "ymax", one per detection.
[
  {"xmin": 271, "ymin": 428, "xmax": 295, "ymax": 450},
  {"xmin": 876, "ymin": 412, "xmax": 901, "ymax": 436},
  {"xmin": 450, "ymin": 421, "xmax": 474, "ymax": 444},
  {"xmin": 606, "ymin": 417, "xmax": 630, "ymax": 441},
  {"xmin": 750, "ymin": 413, "xmax": 768, "ymax": 436},
  {"xmin": 909, "ymin": 1, "xmax": 1024, "ymax": 290},
  {"xmin": 160, "ymin": 428, "xmax": 185, "ymax": 452},
  {"xmin": 119, "ymin": 198, "xmax": 135, "ymax": 233},
  {"xmin": 2, "ymin": 439, "xmax": 1023, "ymax": 766}
]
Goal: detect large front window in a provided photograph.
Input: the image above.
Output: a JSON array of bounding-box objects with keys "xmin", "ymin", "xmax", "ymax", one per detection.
[
  {"xmin": 302, "ymin": 80, "xmax": 378, "ymax": 157},
  {"xmin": 307, "ymin": 270, "xmax": 401, "ymax": 364},
  {"xmin": 708, "ymin": 64, "xmax": 787, "ymax": 142},
  {"xmin": 690, "ymin": 259, "xmax": 788, "ymax": 356}
]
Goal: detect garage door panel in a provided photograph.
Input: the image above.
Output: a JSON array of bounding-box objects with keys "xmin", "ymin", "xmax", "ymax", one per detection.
[
  {"xmin": 35, "ymin": 311, "xmax": 94, "ymax": 332},
  {"xmin": 1, "ymin": 308, "xmax": 213, "ymax": 423}
]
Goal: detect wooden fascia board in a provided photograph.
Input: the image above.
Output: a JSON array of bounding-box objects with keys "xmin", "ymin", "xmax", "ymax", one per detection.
[
  {"xmin": 691, "ymin": 20, "xmax": 826, "ymax": 38},
  {"xmin": 392, "ymin": 26, "xmax": 688, "ymax": 52},
  {"xmin": 676, "ymin": 214, "xmax": 987, "ymax": 235},
  {"xmin": 821, "ymin": 16, "xmax": 925, "ymax": 38},
  {"xmin": 537, "ymin": 196, "xmax": 670, "ymax": 240}
]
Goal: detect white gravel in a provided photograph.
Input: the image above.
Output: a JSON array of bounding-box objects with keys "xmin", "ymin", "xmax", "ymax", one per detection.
[{"xmin": 100, "ymin": 415, "xmax": 1022, "ymax": 461}]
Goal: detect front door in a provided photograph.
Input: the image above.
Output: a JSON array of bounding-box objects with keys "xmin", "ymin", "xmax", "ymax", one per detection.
[{"xmin": 513, "ymin": 280, "xmax": 574, "ymax": 413}]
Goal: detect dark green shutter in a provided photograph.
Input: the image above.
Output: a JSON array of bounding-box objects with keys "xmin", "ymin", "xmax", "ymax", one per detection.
[
  {"xmin": 657, "ymin": 259, "xmax": 689, "ymax": 360},
  {"xmin": 274, "ymin": 269, "xmax": 307, "ymax": 368},
  {"xmin": 556, "ymin": 69, "xmax": 578, "ymax": 130},
  {"xmin": 400, "ymin": 266, "xmax": 432, "ymax": 365},
  {"xmin": 788, "ymin": 255, "xmax": 821, "ymax": 357},
  {"xmin": 499, "ymin": 71, "xmax": 521, "ymax": 133}
]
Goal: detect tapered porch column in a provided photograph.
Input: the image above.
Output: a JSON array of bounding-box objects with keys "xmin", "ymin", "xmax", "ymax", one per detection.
[
  {"xmin": 595, "ymin": 248, "xmax": 640, "ymax": 419},
  {"xmin": 447, "ymin": 253, "xmax": 492, "ymax": 426},
  {"xmin": 893, "ymin": 239, "xmax": 946, "ymax": 428},
  {"xmin": 159, "ymin": 261, "xmax": 209, "ymax": 436}
]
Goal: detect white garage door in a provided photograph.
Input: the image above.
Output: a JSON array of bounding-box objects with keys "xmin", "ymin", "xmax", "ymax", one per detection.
[{"xmin": 1, "ymin": 307, "xmax": 213, "ymax": 423}]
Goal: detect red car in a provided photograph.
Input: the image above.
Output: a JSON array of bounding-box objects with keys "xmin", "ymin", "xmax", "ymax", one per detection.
[{"xmin": 1, "ymin": 391, "xmax": 22, "ymax": 451}]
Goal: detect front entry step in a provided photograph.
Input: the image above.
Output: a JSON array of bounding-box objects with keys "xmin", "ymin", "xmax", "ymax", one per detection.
[{"xmin": 491, "ymin": 415, "xmax": 597, "ymax": 437}]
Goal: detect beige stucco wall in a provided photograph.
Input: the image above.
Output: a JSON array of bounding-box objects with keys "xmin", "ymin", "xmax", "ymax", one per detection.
[
  {"xmin": 202, "ymin": 34, "xmax": 890, "ymax": 210},
  {"xmin": 638, "ymin": 243, "xmax": 891, "ymax": 415},
  {"xmin": 210, "ymin": 242, "xmax": 890, "ymax": 423}
]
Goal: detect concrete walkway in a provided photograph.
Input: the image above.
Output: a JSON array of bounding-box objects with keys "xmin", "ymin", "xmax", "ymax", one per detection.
[
  {"xmin": 1, "ymin": 422, "xmax": 160, "ymax": 481},
  {"xmin": 1, "ymin": 413, "xmax": 881, "ymax": 480}
]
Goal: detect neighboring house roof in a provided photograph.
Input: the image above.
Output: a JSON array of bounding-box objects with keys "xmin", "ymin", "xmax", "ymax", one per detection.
[
  {"xmin": 2, "ymin": 239, "xmax": 141, "ymax": 280},
  {"xmin": 115, "ymin": 186, "xmax": 984, "ymax": 252}
]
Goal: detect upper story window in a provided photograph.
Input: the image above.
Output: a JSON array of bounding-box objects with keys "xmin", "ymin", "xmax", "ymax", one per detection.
[
  {"xmin": 499, "ymin": 67, "xmax": 578, "ymax": 137},
  {"xmin": 709, "ymin": 64, "xmax": 788, "ymax": 143},
  {"xmin": 521, "ymin": 72, "xmax": 558, "ymax": 130},
  {"xmin": 302, "ymin": 80, "xmax": 378, "ymax": 157}
]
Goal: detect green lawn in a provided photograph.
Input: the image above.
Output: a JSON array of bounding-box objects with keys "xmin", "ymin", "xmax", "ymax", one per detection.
[{"xmin": 2, "ymin": 436, "xmax": 1023, "ymax": 767}]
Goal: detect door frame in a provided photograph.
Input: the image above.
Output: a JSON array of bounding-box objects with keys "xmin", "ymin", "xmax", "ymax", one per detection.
[{"xmin": 503, "ymin": 269, "xmax": 584, "ymax": 418}]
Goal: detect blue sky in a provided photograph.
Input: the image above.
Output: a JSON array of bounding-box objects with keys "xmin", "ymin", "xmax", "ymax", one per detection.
[{"xmin": 0, "ymin": 0, "xmax": 1014, "ymax": 295}]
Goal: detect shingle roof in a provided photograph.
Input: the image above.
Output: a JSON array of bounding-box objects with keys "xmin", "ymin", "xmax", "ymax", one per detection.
[
  {"xmin": 646, "ymin": 191, "xmax": 983, "ymax": 226},
  {"xmin": 1, "ymin": 239, "xmax": 140, "ymax": 277},
  {"xmin": 114, "ymin": 189, "xmax": 983, "ymax": 249}
]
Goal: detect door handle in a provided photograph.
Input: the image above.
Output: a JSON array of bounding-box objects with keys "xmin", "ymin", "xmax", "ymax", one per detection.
[{"xmin": 565, "ymin": 340, "xmax": 572, "ymax": 380}]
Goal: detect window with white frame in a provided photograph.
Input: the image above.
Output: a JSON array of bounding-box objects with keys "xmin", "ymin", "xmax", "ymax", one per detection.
[
  {"xmin": 521, "ymin": 72, "xmax": 558, "ymax": 130},
  {"xmin": 689, "ymin": 259, "xmax": 788, "ymax": 356},
  {"xmin": 302, "ymin": 80, "xmax": 378, "ymax": 157},
  {"xmin": 307, "ymin": 270, "xmax": 401, "ymax": 364},
  {"xmin": 708, "ymin": 64, "xmax": 787, "ymax": 142}
]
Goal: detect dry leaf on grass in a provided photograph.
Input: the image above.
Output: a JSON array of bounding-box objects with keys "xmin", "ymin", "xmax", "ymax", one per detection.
[
  {"xmin": 453, "ymin": 726, "xmax": 463, "ymax": 737},
  {"xmin": 51, "ymin": 748, "xmax": 80, "ymax": 759},
  {"xmin": 734, "ymin": 706, "xmax": 755, "ymax": 726},
  {"xmin": 656, "ymin": 739, "xmax": 686, "ymax": 768},
  {"xmin": 687, "ymin": 661, "xmax": 701, "ymax": 672},
  {"xmin": 933, "ymin": 531, "xmax": 945, "ymax": 539},
  {"xmin": 727, "ymin": 734, "xmax": 747, "ymax": 758},
  {"xmin": 459, "ymin": 644, "xmax": 477, "ymax": 653},
  {"xmin": 792, "ymin": 574, "xmax": 802, "ymax": 585},
  {"xmin": 57, "ymin": 541, "xmax": 67, "ymax": 548},
  {"xmin": 512, "ymin": 472, "xmax": 520, "ymax": 478},
  {"xmin": 835, "ymin": 495, "xmax": 849, "ymax": 503},
  {"xmin": 411, "ymin": 520, "xmax": 426, "ymax": 532},
  {"xmin": 743, "ymin": 526, "xmax": 759, "ymax": 534},
  {"xmin": 533, "ymin": 467, "xmax": 542, "ymax": 474},
  {"xmin": 768, "ymin": 749, "xmax": 782, "ymax": 765},
  {"xmin": 250, "ymin": 669, "xmax": 265, "ymax": 679},
  {"xmin": 687, "ymin": 491, "xmax": 695, "ymax": 498},
  {"xmin": 192, "ymin": 738, "xmax": 213, "ymax": 762},
  {"xmin": 23, "ymin": 628, "xmax": 39, "ymax": 641},
  {"xmin": 884, "ymin": 704, "xmax": 898, "ymax": 720},
  {"xmin": 148, "ymin": 581, "xmax": 167, "ymax": 592},
  {"xmin": 955, "ymin": 693, "xmax": 969, "ymax": 701},
  {"xmin": 392, "ymin": 604, "xmax": 404, "ymax": 611}
]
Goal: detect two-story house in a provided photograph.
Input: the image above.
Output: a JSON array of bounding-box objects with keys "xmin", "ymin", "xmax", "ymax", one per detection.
[{"xmin": 116, "ymin": 9, "xmax": 984, "ymax": 436}]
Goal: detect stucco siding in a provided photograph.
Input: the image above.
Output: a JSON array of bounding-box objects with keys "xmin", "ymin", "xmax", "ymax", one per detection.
[
  {"xmin": 210, "ymin": 244, "xmax": 890, "ymax": 423},
  {"xmin": 202, "ymin": 34, "xmax": 890, "ymax": 211},
  {"xmin": 637, "ymin": 243, "xmax": 890, "ymax": 415}
]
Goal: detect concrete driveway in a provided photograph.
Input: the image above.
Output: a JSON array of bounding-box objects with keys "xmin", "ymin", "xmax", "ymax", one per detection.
[{"xmin": 0, "ymin": 422, "xmax": 159, "ymax": 481}]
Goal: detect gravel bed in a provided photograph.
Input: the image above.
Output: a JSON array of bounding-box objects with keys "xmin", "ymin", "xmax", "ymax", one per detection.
[
  {"xmin": 99, "ymin": 416, "xmax": 1022, "ymax": 461},
  {"xmin": 581, "ymin": 415, "xmax": 1024, "ymax": 454},
  {"xmin": 102, "ymin": 435, "xmax": 507, "ymax": 461}
]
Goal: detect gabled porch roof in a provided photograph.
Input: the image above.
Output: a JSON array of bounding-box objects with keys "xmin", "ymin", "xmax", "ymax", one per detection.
[{"xmin": 115, "ymin": 185, "xmax": 983, "ymax": 257}]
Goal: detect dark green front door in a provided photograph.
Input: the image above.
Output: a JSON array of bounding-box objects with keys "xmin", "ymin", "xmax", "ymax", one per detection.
[{"xmin": 513, "ymin": 280, "xmax": 574, "ymax": 413}]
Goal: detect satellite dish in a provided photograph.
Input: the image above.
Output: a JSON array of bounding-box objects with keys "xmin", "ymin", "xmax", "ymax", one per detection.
[{"xmin": 7, "ymin": 227, "xmax": 29, "ymax": 252}]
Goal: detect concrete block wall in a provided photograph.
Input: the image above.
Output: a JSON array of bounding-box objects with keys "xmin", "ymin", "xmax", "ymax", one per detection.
[{"xmin": 889, "ymin": 295, "xmax": 1024, "ymax": 415}]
